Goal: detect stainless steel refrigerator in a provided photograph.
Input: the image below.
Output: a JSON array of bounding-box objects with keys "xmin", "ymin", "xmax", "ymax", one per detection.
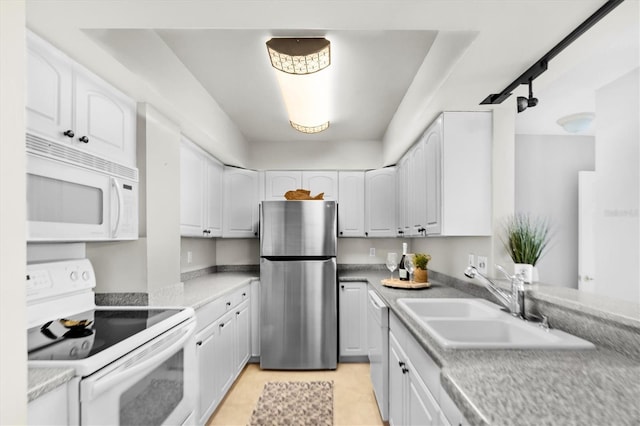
[{"xmin": 260, "ymin": 200, "xmax": 337, "ymax": 370}]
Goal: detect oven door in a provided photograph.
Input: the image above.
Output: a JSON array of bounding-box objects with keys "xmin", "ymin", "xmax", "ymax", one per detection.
[{"xmin": 79, "ymin": 319, "xmax": 197, "ymax": 426}]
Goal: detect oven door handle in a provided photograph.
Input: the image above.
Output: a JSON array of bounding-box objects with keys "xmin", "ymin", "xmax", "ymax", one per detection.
[{"xmin": 88, "ymin": 321, "xmax": 196, "ymax": 399}]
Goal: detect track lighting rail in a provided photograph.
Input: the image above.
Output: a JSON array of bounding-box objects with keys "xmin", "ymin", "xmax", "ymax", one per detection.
[{"xmin": 480, "ymin": 0, "xmax": 625, "ymax": 105}]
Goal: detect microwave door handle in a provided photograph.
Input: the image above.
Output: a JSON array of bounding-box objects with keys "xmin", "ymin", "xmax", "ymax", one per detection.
[
  {"xmin": 88, "ymin": 321, "xmax": 196, "ymax": 399},
  {"xmin": 110, "ymin": 177, "xmax": 124, "ymax": 238}
]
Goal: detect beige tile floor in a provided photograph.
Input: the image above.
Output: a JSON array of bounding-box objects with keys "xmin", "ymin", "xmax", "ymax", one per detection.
[{"xmin": 207, "ymin": 362, "xmax": 384, "ymax": 426}]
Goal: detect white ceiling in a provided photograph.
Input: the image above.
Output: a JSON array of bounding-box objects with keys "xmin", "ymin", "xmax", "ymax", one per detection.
[{"xmin": 26, "ymin": 0, "xmax": 639, "ymax": 163}]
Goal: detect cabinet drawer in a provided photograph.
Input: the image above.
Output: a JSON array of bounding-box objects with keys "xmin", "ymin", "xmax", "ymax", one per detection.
[{"xmin": 196, "ymin": 298, "xmax": 226, "ymax": 333}]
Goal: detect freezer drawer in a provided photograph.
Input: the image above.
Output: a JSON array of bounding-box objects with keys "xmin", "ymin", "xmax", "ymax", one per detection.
[
  {"xmin": 260, "ymin": 201, "xmax": 337, "ymax": 257},
  {"xmin": 260, "ymin": 258, "xmax": 337, "ymax": 370}
]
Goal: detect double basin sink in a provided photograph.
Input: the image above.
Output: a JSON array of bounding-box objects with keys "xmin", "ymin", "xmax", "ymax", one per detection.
[{"xmin": 397, "ymin": 298, "xmax": 595, "ymax": 350}]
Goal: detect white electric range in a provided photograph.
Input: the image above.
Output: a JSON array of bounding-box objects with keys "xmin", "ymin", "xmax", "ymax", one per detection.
[{"xmin": 27, "ymin": 259, "xmax": 197, "ymax": 426}]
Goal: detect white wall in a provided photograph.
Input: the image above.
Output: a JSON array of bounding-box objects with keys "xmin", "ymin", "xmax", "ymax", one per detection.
[
  {"xmin": 594, "ymin": 68, "xmax": 639, "ymax": 303},
  {"xmin": 338, "ymin": 239, "xmax": 409, "ymax": 265},
  {"xmin": 515, "ymin": 134, "xmax": 595, "ymax": 288},
  {"xmin": 0, "ymin": 1, "xmax": 27, "ymax": 423},
  {"xmin": 216, "ymin": 239, "xmax": 260, "ymax": 265},
  {"xmin": 248, "ymin": 139, "xmax": 383, "ymax": 171},
  {"xmin": 181, "ymin": 238, "xmax": 217, "ymax": 272}
]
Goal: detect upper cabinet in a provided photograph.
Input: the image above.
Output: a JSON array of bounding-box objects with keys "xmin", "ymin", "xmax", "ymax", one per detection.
[
  {"xmin": 264, "ymin": 171, "xmax": 338, "ymax": 200},
  {"xmin": 180, "ymin": 138, "xmax": 223, "ymax": 238},
  {"xmin": 338, "ymin": 171, "xmax": 365, "ymax": 237},
  {"xmin": 365, "ymin": 167, "xmax": 397, "ymax": 238},
  {"xmin": 26, "ymin": 31, "xmax": 136, "ymax": 167},
  {"xmin": 223, "ymin": 167, "xmax": 259, "ymax": 238},
  {"xmin": 426, "ymin": 112, "xmax": 491, "ymax": 236}
]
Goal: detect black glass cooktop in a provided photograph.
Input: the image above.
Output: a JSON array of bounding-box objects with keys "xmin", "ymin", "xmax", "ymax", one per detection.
[{"xmin": 28, "ymin": 308, "xmax": 181, "ymax": 361}]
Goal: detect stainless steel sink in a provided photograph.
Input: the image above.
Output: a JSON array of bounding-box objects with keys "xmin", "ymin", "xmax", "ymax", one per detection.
[{"xmin": 397, "ymin": 298, "xmax": 595, "ymax": 350}]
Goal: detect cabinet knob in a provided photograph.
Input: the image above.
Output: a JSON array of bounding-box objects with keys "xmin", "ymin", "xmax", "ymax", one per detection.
[
  {"xmin": 226, "ymin": 302, "xmax": 231, "ymax": 306},
  {"xmin": 402, "ymin": 367, "xmax": 409, "ymax": 374},
  {"xmin": 63, "ymin": 129, "xmax": 75, "ymax": 138},
  {"xmin": 78, "ymin": 136, "xmax": 89, "ymax": 143},
  {"xmin": 398, "ymin": 361, "xmax": 405, "ymax": 367},
  {"xmin": 365, "ymin": 232, "xmax": 368, "ymax": 237},
  {"xmin": 339, "ymin": 231, "xmax": 343, "ymax": 235},
  {"xmin": 242, "ymin": 292, "xmax": 247, "ymax": 297},
  {"xmin": 254, "ymin": 232, "xmax": 258, "ymax": 236},
  {"xmin": 219, "ymin": 322, "xmax": 225, "ymax": 328},
  {"xmin": 341, "ymin": 285, "xmax": 345, "ymax": 290},
  {"xmin": 196, "ymin": 341, "xmax": 203, "ymax": 346}
]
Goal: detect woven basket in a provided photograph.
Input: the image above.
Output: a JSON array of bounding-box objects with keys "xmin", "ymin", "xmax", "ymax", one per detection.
[{"xmin": 414, "ymin": 268, "xmax": 428, "ymax": 283}]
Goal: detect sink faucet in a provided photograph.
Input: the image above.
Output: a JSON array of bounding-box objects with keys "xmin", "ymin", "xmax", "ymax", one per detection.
[{"xmin": 464, "ymin": 265, "xmax": 525, "ymax": 318}]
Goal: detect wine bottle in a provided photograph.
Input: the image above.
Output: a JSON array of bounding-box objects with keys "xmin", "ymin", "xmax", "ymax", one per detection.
[{"xmin": 398, "ymin": 243, "xmax": 409, "ymax": 281}]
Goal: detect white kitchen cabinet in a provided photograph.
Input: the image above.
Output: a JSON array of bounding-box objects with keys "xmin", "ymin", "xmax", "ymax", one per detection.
[
  {"xmin": 264, "ymin": 170, "xmax": 338, "ymax": 200},
  {"xmin": 223, "ymin": 167, "xmax": 259, "ymax": 238},
  {"xmin": 234, "ymin": 300, "xmax": 251, "ymax": 372},
  {"xmin": 339, "ymin": 281, "xmax": 368, "ymax": 359},
  {"xmin": 250, "ymin": 280, "xmax": 261, "ymax": 357},
  {"xmin": 303, "ymin": 171, "xmax": 338, "ymax": 200},
  {"xmin": 388, "ymin": 312, "xmax": 468, "ymax": 426},
  {"xmin": 180, "ymin": 138, "xmax": 224, "ymax": 238},
  {"xmin": 407, "ymin": 140, "xmax": 428, "ymax": 237},
  {"xmin": 423, "ymin": 112, "xmax": 491, "ymax": 236},
  {"xmin": 337, "ymin": 171, "xmax": 365, "ymax": 237},
  {"xmin": 264, "ymin": 171, "xmax": 301, "ymax": 200},
  {"xmin": 26, "ymin": 31, "xmax": 136, "ymax": 167},
  {"xmin": 73, "ymin": 66, "xmax": 136, "ymax": 165},
  {"xmin": 28, "ymin": 382, "xmax": 69, "ymax": 426},
  {"xmin": 26, "ymin": 31, "xmax": 73, "ymax": 145},
  {"xmin": 365, "ymin": 167, "xmax": 397, "ymax": 237},
  {"xmin": 195, "ymin": 285, "xmax": 251, "ymax": 424},
  {"xmin": 396, "ymin": 156, "xmax": 410, "ymax": 237}
]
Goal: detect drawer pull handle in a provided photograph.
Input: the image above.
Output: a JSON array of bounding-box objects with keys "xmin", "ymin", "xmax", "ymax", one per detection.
[
  {"xmin": 63, "ymin": 129, "xmax": 75, "ymax": 138},
  {"xmin": 79, "ymin": 136, "xmax": 89, "ymax": 143}
]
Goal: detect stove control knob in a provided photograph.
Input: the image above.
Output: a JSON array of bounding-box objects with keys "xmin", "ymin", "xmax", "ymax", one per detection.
[
  {"xmin": 70, "ymin": 271, "xmax": 78, "ymax": 281},
  {"xmin": 70, "ymin": 346, "xmax": 78, "ymax": 358},
  {"xmin": 82, "ymin": 271, "xmax": 90, "ymax": 281}
]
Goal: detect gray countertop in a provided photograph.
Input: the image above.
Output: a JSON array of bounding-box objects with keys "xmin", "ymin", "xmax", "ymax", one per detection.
[
  {"xmin": 28, "ymin": 367, "xmax": 75, "ymax": 402},
  {"xmin": 340, "ymin": 270, "xmax": 640, "ymax": 426}
]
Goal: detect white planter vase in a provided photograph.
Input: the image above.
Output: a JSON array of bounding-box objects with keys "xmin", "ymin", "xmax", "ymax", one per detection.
[{"xmin": 514, "ymin": 263, "xmax": 535, "ymax": 284}]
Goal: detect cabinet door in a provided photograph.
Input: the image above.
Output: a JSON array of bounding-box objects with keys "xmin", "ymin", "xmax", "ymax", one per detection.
[
  {"xmin": 365, "ymin": 167, "xmax": 397, "ymax": 237},
  {"xmin": 303, "ymin": 171, "xmax": 338, "ymax": 200},
  {"xmin": 215, "ymin": 311, "xmax": 237, "ymax": 396},
  {"xmin": 407, "ymin": 358, "xmax": 440, "ymax": 426},
  {"xmin": 409, "ymin": 140, "xmax": 427, "ymax": 236},
  {"xmin": 424, "ymin": 123, "xmax": 442, "ymax": 235},
  {"xmin": 28, "ymin": 382, "xmax": 69, "ymax": 426},
  {"xmin": 250, "ymin": 280, "xmax": 261, "ymax": 357},
  {"xmin": 26, "ymin": 32, "xmax": 73, "ymax": 143},
  {"xmin": 338, "ymin": 171, "xmax": 365, "ymax": 237},
  {"xmin": 235, "ymin": 301, "xmax": 251, "ymax": 373},
  {"xmin": 180, "ymin": 142, "xmax": 206, "ymax": 237},
  {"xmin": 388, "ymin": 332, "xmax": 406, "ymax": 426},
  {"xmin": 223, "ymin": 167, "xmax": 259, "ymax": 238},
  {"xmin": 205, "ymin": 156, "xmax": 224, "ymax": 237},
  {"xmin": 196, "ymin": 324, "xmax": 220, "ymax": 425},
  {"xmin": 339, "ymin": 282, "xmax": 368, "ymax": 357},
  {"xmin": 264, "ymin": 171, "xmax": 301, "ymax": 200},
  {"xmin": 74, "ymin": 68, "xmax": 136, "ymax": 166}
]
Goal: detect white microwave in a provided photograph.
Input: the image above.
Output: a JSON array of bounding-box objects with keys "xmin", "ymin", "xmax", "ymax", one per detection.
[{"xmin": 26, "ymin": 134, "xmax": 138, "ymax": 242}]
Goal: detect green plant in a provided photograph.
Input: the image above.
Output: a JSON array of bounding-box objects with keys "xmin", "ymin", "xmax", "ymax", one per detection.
[
  {"xmin": 412, "ymin": 253, "xmax": 431, "ymax": 270},
  {"xmin": 502, "ymin": 213, "xmax": 551, "ymax": 266}
]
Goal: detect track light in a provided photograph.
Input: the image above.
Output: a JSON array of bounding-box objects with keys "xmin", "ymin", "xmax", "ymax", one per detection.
[{"xmin": 517, "ymin": 80, "xmax": 539, "ymax": 113}]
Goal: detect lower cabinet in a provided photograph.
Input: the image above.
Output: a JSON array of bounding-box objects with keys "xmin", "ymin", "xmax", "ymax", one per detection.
[
  {"xmin": 195, "ymin": 284, "xmax": 251, "ymax": 425},
  {"xmin": 28, "ymin": 382, "xmax": 69, "ymax": 426},
  {"xmin": 339, "ymin": 281, "xmax": 368, "ymax": 359},
  {"xmin": 388, "ymin": 312, "xmax": 467, "ymax": 426}
]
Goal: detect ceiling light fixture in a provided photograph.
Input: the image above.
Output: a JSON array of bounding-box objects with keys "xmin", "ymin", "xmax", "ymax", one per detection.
[
  {"xmin": 557, "ymin": 112, "xmax": 595, "ymax": 133},
  {"xmin": 517, "ymin": 80, "xmax": 539, "ymax": 113},
  {"xmin": 266, "ymin": 37, "xmax": 331, "ymax": 134}
]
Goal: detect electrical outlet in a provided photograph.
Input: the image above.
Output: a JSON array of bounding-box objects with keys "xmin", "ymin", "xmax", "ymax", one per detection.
[
  {"xmin": 187, "ymin": 251, "xmax": 193, "ymax": 264},
  {"xmin": 477, "ymin": 256, "xmax": 488, "ymax": 274},
  {"xmin": 468, "ymin": 254, "xmax": 475, "ymax": 267},
  {"xmin": 369, "ymin": 247, "xmax": 376, "ymax": 257}
]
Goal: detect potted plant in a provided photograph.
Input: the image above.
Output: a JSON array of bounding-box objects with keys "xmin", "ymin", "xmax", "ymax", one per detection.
[
  {"xmin": 502, "ymin": 213, "xmax": 551, "ymax": 283},
  {"xmin": 412, "ymin": 253, "xmax": 432, "ymax": 283}
]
